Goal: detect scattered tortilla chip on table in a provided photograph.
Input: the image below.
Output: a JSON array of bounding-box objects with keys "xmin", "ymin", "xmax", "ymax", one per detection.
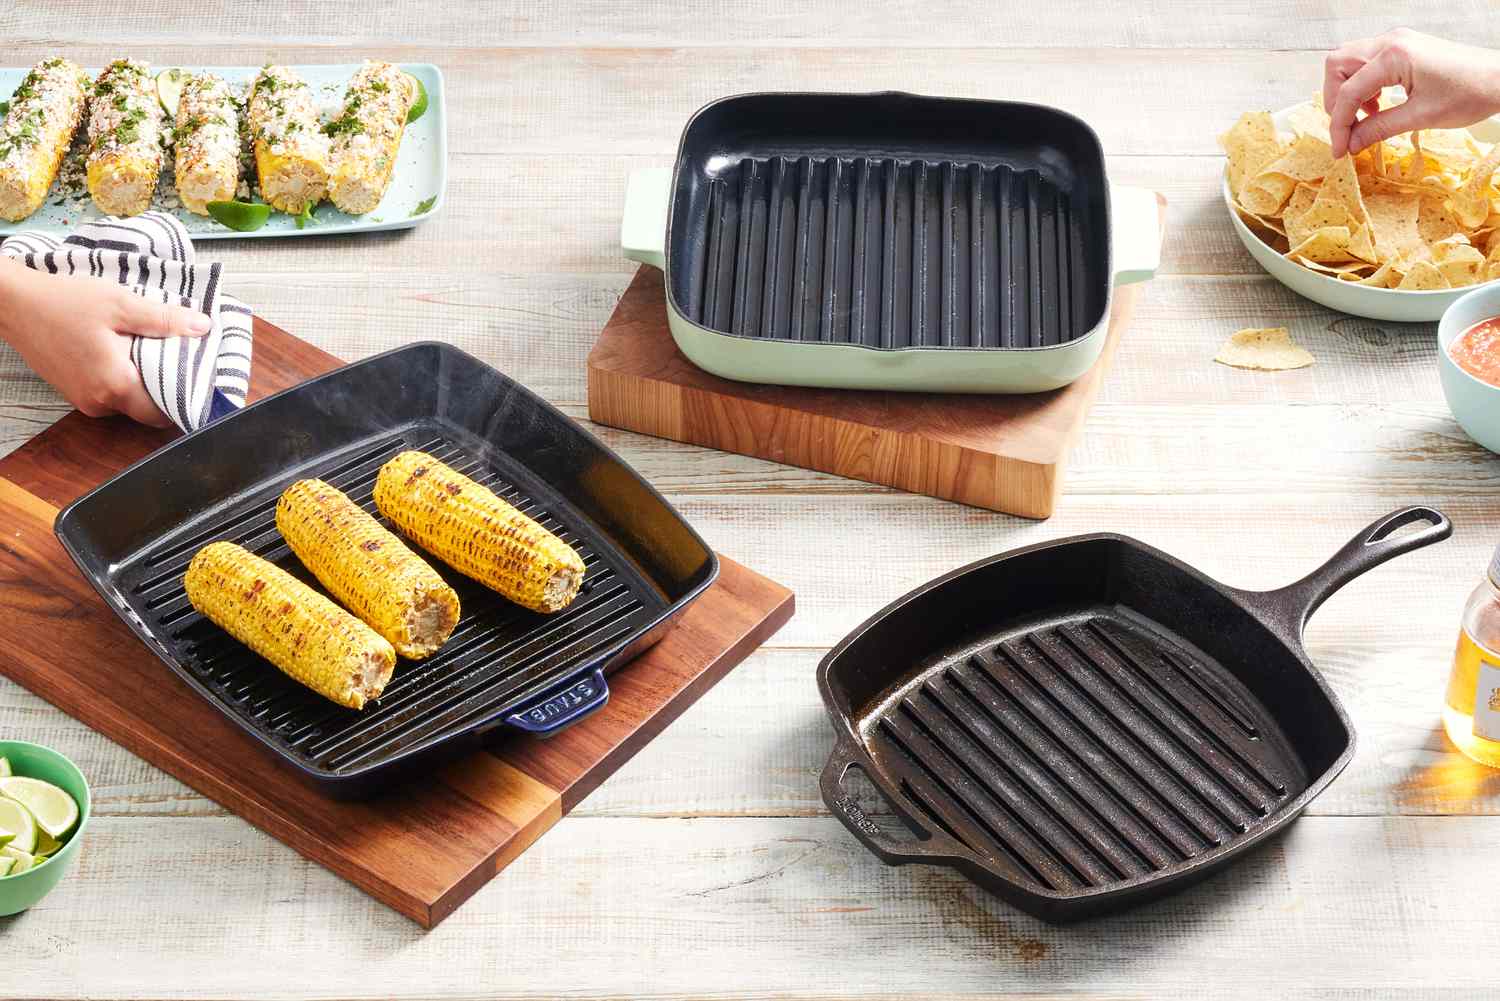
[{"xmin": 1214, "ymin": 327, "xmax": 1316, "ymax": 371}]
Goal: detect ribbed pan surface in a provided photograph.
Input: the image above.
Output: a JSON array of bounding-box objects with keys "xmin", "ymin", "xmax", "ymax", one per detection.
[
  {"xmin": 693, "ymin": 156, "xmax": 1086, "ymax": 349},
  {"xmin": 119, "ymin": 429, "xmax": 665, "ymax": 777},
  {"xmin": 862, "ymin": 609, "xmax": 1305, "ymax": 893}
]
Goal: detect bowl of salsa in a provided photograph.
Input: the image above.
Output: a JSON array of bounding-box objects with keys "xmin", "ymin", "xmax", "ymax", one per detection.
[{"xmin": 1439, "ymin": 287, "xmax": 1500, "ymax": 454}]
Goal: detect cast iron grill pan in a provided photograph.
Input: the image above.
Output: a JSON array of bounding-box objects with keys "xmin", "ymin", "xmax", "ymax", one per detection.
[
  {"xmin": 55, "ymin": 342, "xmax": 719, "ymax": 798},
  {"xmin": 669, "ymin": 93, "xmax": 1110, "ymax": 351},
  {"xmin": 820, "ymin": 509, "xmax": 1451, "ymax": 921},
  {"xmin": 132, "ymin": 429, "xmax": 660, "ymax": 777}
]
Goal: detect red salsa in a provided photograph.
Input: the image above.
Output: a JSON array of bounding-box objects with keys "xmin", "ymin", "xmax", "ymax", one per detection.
[{"xmin": 1451, "ymin": 317, "xmax": 1500, "ymax": 388}]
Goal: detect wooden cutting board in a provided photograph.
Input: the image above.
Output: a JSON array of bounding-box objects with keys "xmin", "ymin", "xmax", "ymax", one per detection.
[
  {"xmin": 0, "ymin": 319, "xmax": 794, "ymax": 928},
  {"xmin": 588, "ymin": 193, "xmax": 1166, "ymax": 519}
]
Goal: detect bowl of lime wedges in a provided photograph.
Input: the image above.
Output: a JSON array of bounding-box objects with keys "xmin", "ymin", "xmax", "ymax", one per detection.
[{"xmin": 0, "ymin": 741, "xmax": 89, "ymax": 916}]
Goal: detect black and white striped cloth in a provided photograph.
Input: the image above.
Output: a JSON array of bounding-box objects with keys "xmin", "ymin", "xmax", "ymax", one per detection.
[{"xmin": 0, "ymin": 211, "xmax": 253, "ymax": 432}]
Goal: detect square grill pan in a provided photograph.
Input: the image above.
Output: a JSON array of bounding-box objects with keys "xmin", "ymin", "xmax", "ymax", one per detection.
[
  {"xmin": 55, "ymin": 342, "xmax": 719, "ymax": 798},
  {"xmin": 621, "ymin": 92, "xmax": 1162, "ymax": 393},
  {"xmin": 819, "ymin": 509, "xmax": 1450, "ymax": 920}
]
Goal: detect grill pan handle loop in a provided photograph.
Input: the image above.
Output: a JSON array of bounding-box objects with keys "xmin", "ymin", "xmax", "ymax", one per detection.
[
  {"xmin": 1110, "ymin": 184, "xmax": 1161, "ymax": 287},
  {"xmin": 501, "ymin": 667, "xmax": 610, "ymax": 738},
  {"xmin": 1250, "ymin": 506, "xmax": 1453, "ymax": 639},
  {"xmin": 820, "ymin": 738, "xmax": 977, "ymax": 868},
  {"xmin": 621, "ymin": 168, "xmax": 671, "ymax": 270}
]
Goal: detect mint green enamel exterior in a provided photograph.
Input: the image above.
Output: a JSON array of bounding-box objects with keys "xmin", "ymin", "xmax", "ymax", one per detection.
[
  {"xmin": 620, "ymin": 168, "xmax": 1160, "ymax": 394},
  {"xmin": 0, "ymin": 741, "xmax": 90, "ymax": 916},
  {"xmin": 1438, "ymin": 285, "xmax": 1500, "ymax": 454}
]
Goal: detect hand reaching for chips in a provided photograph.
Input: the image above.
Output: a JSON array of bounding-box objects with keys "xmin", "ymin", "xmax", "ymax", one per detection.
[
  {"xmin": 1222, "ymin": 90, "xmax": 1500, "ymax": 291},
  {"xmin": 1323, "ymin": 29, "xmax": 1500, "ymax": 158}
]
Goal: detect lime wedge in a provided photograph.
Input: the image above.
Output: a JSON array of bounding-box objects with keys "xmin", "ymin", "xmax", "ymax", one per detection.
[
  {"xmin": 1, "ymin": 845, "xmax": 34, "ymax": 875},
  {"xmin": 156, "ymin": 68, "xmax": 187, "ymax": 116},
  {"xmin": 0, "ymin": 797, "xmax": 36, "ymax": 853},
  {"xmin": 0, "ymin": 857, "xmax": 13, "ymax": 877},
  {"xmin": 405, "ymin": 73, "xmax": 428, "ymax": 124},
  {"xmin": 207, "ymin": 200, "xmax": 272, "ymax": 232},
  {"xmin": 33, "ymin": 829, "xmax": 60, "ymax": 857},
  {"xmin": 0, "ymin": 777, "xmax": 77, "ymax": 839},
  {"xmin": 0, "ymin": 757, "xmax": 11, "ymax": 777}
]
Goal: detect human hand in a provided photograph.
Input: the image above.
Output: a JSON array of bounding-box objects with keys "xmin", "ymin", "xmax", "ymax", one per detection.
[
  {"xmin": 0, "ymin": 258, "xmax": 211, "ymax": 427},
  {"xmin": 1324, "ymin": 28, "xmax": 1500, "ymax": 158}
]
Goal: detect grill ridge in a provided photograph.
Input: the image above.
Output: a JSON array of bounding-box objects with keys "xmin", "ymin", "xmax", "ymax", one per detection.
[
  {"xmin": 958, "ymin": 650, "xmax": 1204, "ymax": 862},
  {"xmin": 695, "ymin": 155, "xmax": 1084, "ymax": 350},
  {"xmin": 117, "ymin": 424, "xmax": 665, "ymax": 777},
  {"xmin": 861, "ymin": 610, "xmax": 1305, "ymax": 895},
  {"xmin": 940, "ymin": 662, "xmax": 1183, "ymax": 871}
]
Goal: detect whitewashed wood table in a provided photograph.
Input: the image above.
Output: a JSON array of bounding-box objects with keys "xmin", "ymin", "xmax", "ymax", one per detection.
[{"xmin": 3, "ymin": 3, "xmax": 1500, "ymax": 997}]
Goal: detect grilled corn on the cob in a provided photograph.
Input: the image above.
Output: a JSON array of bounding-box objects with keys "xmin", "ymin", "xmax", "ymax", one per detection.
[
  {"xmin": 86, "ymin": 59, "xmax": 164, "ymax": 217},
  {"xmin": 184, "ymin": 541, "xmax": 397, "ymax": 710},
  {"xmin": 326, "ymin": 61, "xmax": 417, "ymax": 215},
  {"xmin": 172, "ymin": 73, "xmax": 239, "ymax": 215},
  {"xmin": 0, "ymin": 57, "xmax": 89, "ymax": 223},
  {"xmin": 276, "ymin": 478, "xmax": 461, "ymax": 659},
  {"xmin": 374, "ymin": 451, "xmax": 586, "ymax": 613},
  {"xmin": 247, "ymin": 65, "xmax": 329, "ymax": 214}
]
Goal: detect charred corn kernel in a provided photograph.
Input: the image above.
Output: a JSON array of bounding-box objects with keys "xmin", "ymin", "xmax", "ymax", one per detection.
[
  {"xmin": 326, "ymin": 61, "xmax": 417, "ymax": 215},
  {"xmin": 374, "ymin": 451, "xmax": 586, "ymax": 613},
  {"xmin": 171, "ymin": 73, "xmax": 239, "ymax": 215},
  {"xmin": 247, "ymin": 65, "xmax": 329, "ymax": 214},
  {"xmin": 0, "ymin": 58, "xmax": 89, "ymax": 223},
  {"xmin": 184, "ymin": 541, "xmax": 396, "ymax": 710},
  {"xmin": 85, "ymin": 59, "xmax": 164, "ymax": 217},
  {"xmin": 276, "ymin": 478, "xmax": 461, "ymax": 659}
]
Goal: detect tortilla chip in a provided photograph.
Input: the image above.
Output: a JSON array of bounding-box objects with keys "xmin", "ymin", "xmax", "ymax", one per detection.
[
  {"xmin": 1395, "ymin": 259, "xmax": 1449, "ymax": 290},
  {"xmin": 1214, "ymin": 327, "xmax": 1315, "ymax": 371},
  {"xmin": 1418, "ymin": 194, "xmax": 1461, "ymax": 244},
  {"xmin": 1285, "ymin": 97, "xmax": 1332, "ymax": 143},
  {"xmin": 1454, "ymin": 143, "xmax": 1500, "ymax": 229},
  {"xmin": 1316, "ymin": 155, "xmax": 1369, "ymax": 227},
  {"xmin": 1285, "ymin": 198, "xmax": 1349, "ymax": 249},
  {"xmin": 1363, "ymin": 191, "xmax": 1423, "ymax": 261},
  {"xmin": 1285, "ymin": 225, "xmax": 1356, "ymax": 263},
  {"xmin": 1262, "ymin": 134, "xmax": 1336, "ymax": 182},
  {"xmin": 1220, "ymin": 112, "xmax": 1282, "ymax": 197},
  {"xmin": 1240, "ymin": 171, "xmax": 1298, "ymax": 215}
]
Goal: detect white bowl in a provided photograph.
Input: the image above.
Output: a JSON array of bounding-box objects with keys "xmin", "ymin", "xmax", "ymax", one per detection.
[
  {"xmin": 1438, "ymin": 284, "xmax": 1500, "ymax": 453},
  {"xmin": 1222, "ymin": 105, "xmax": 1500, "ymax": 322}
]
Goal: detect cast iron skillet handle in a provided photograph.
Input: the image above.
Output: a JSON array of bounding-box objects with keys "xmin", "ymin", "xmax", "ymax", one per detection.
[
  {"xmin": 620, "ymin": 167, "xmax": 671, "ymax": 270},
  {"xmin": 1110, "ymin": 184, "xmax": 1161, "ymax": 287},
  {"xmin": 1248, "ymin": 506, "xmax": 1452, "ymax": 640},
  {"xmin": 820, "ymin": 739, "xmax": 975, "ymax": 868},
  {"xmin": 501, "ymin": 667, "xmax": 610, "ymax": 738}
]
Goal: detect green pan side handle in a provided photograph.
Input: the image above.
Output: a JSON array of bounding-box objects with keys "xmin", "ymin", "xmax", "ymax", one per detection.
[
  {"xmin": 1110, "ymin": 184, "xmax": 1161, "ymax": 286},
  {"xmin": 620, "ymin": 167, "xmax": 671, "ymax": 270}
]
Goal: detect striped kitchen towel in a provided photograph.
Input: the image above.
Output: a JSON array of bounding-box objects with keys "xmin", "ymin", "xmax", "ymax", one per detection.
[{"xmin": 0, "ymin": 211, "xmax": 252, "ymax": 432}]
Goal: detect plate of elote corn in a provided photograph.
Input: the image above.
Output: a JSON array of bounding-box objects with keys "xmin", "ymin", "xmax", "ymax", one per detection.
[
  {"xmin": 53, "ymin": 342, "xmax": 718, "ymax": 797},
  {"xmin": 0, "ymin": 58, "xmax": 446, "ymax": 238}
]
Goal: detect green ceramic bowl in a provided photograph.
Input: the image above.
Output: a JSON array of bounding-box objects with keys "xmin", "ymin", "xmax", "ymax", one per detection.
[{"xmin": 0, "ymin": 741, "xmax": 90, "ymax": 916}]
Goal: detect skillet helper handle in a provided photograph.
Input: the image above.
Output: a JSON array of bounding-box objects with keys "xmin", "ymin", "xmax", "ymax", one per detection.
[
  {"xmin": 1255, "ymin": 506, "xmax": 1453, "ymax": 637},
  {"xmin": 620, "ymin": 167, "xmax": 671, "ymax": 270},
  {"xmin": 820, "ymin": 739, "xmax": 973, "ymax": 867},
  {"xmin": 503, "ymin": 667, "xmax": 610, "ymax": 737},
  {"xmin": 1110, "ymin": 184, "xmax": 1161, "ymax": 286}
]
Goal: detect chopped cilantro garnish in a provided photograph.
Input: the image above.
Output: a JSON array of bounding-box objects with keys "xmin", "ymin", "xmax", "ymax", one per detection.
[{"xmin": 412, "ymin": 195, "xmax": 437, "ymax": 216}]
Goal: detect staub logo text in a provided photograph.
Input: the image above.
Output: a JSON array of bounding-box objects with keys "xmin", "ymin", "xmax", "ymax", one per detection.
[{"xmin": 526, "ymin": 677, "xmax": 598, "ymax": 725}]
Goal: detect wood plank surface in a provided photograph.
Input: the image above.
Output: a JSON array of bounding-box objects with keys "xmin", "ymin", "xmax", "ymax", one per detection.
[{"xmin": 3, "ymin": 3, "xmax": 1500, "ymax": 997}]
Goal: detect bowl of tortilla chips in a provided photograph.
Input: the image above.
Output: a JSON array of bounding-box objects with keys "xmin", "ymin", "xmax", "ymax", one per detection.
[{"xmin": 1222, "ymin": 93, "xmax": 1500, "ymax": 321}]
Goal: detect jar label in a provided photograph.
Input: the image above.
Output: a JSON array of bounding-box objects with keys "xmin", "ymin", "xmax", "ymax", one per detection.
[{"xmin": 1474, "ymin": 661, "xmax": 1500, "ymax": 741}]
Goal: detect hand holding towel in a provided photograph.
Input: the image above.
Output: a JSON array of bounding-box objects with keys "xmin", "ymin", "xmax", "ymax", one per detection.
[{"xmin": 0, "ymin": 211, "xmax": 253, "ymax": 431}]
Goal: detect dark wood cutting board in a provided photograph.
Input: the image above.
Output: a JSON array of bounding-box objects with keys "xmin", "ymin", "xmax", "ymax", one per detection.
[
  {"xmin": 587, "ymin": 193, "xmax": 1166, "ymax": 519},
  {"xmin": 0, "ymin": 319, "xmax": 794, "ymax": 928}
]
